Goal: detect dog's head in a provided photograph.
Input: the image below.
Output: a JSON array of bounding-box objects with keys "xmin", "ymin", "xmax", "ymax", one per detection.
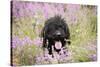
[{"xmin": 43, "ymin": 16, "xmax": 70, "ymax": 40}]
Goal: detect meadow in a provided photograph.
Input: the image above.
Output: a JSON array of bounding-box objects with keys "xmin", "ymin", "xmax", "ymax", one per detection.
[{"xmin": 11, "ymin": 1, "xmax": 97, "ymax": 66}]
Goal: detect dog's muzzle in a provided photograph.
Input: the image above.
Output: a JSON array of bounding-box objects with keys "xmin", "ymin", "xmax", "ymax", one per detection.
[{"xmin": 55, "ymin": 31, "xmax": 61, "ymax": 36}]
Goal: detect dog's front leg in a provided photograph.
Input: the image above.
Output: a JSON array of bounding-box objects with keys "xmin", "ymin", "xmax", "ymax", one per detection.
[
  {"xmin": 48, "ymin": 42, "xmax": 55, "ymax": 57},
  {"xmin": 48, "ymin": 44, "xmax": 52, "ymax": 55}
]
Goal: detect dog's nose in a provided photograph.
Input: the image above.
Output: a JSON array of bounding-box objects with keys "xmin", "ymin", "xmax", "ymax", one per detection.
[{"xmin": 56, "ymin": 31, "xmax": 61, "ymax": 36}]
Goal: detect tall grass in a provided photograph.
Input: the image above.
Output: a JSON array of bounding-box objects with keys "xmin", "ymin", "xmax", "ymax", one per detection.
[{"xmin": 11, "ymin": 1, "xmax": 97, "ymax": 65}]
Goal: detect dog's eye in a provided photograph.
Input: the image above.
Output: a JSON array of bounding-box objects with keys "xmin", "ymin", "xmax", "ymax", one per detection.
[{"xmin": 58, "ymin": 25, "xmax": 64, "ymax": 29}]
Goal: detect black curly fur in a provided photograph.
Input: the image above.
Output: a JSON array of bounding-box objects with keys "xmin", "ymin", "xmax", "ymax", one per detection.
[{"xmin": 41, "ymin": 15, "xmax": 71, "ymax": 55}]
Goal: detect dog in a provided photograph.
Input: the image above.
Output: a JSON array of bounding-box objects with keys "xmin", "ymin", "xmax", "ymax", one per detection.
[{"xmin": 41, "ymin": 15, "xmax": 71, "ymax": 56}]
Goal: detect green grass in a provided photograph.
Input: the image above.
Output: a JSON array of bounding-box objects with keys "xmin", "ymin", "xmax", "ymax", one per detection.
[{"xmin": 12, "ymin": 6, "xmax": 97, "ymax": 65}]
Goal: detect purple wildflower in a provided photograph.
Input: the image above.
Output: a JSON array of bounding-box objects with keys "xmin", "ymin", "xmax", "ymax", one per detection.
[
  {"xmin": 33, "ymin": 37, "xmax": 43, "ymax": 47},
  {"xmin": 12, "ymin": 36, "xmax": 21, "ymax": 48},
  {"xmin": 23, "ymin": 36, "xmax": 33, "ymax": 45},
  {"xmin": 89, "ymin": 54, "xmax": 97, "ymax": 61},
  {"xmin": 66, "ymin": 4, "xmax": 80, "ymax": 23}
]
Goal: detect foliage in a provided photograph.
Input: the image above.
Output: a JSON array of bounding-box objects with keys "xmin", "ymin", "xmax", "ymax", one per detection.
[{"xmin": 11, "ymin": 1, "xmax": 97, "ymax": 66}]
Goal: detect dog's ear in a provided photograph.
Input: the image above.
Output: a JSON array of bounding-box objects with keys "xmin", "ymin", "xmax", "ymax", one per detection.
[
  {"xmin": 41, "ymin": 23, "xmax": 47, "ymax": 37},
  {"xmin": 41, "ymin": 26, "xmax": 48, "ymax": 48},
  {"xmin": 63, "ymin": 22, "xmax": 71, "ymax": 45},
  {"xmin": 41, "ymin": 27, "xmax": 45, "ymax": 37},
  {"xmin": 64, "ymin": 22, "xmax": 70, "ymax": 39}
]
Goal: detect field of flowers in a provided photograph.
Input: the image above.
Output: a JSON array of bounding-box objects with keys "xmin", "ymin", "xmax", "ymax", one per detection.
[{"xmin": 11, "ymin": 1, "xmax": 97, "ymax": 66}]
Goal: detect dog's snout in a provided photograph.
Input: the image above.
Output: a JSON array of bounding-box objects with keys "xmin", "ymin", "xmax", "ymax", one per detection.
[{"xmin": 56, "ymin": 31, "xmax": 61, "ymax": 36}]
